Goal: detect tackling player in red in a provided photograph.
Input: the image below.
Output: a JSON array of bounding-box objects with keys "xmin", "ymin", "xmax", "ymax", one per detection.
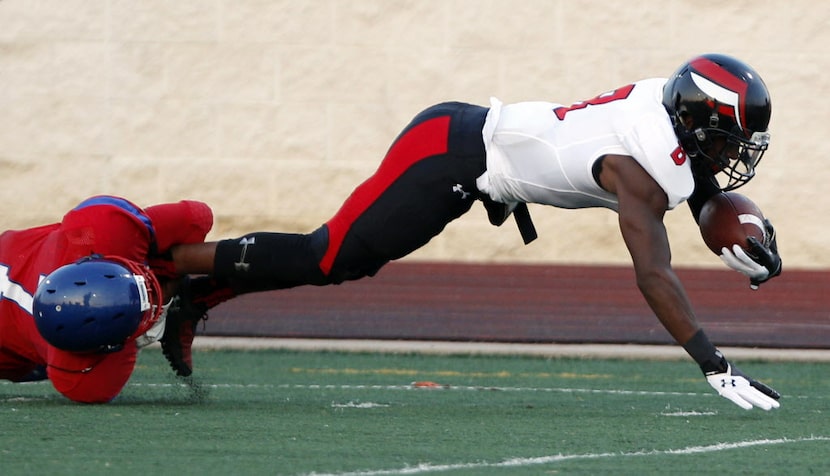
[{"xmin": 0, "ymin": 196, "xmax": 221, "ymax": 403}]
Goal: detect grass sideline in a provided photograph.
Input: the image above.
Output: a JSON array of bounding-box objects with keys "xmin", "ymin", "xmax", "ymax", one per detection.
[
  {"xmin": 191, "ymin": 336, "xmax": 830, "ymax": 361},
  {"xmin": 1, "ymin": 346, "xmax": 829, "ymax": 475}
]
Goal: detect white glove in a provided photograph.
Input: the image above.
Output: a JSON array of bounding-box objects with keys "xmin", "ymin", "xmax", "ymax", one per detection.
[
  {"xmin": 719, "ymin": 219, "xmax": 782, "ymax": 290},
  {"xmin": 719, "ymin": 245, "xmax": 768, "ymax": 281},
  {"xmin": 705, "ymin": 363, "xmax": 781, "ymax": 410}
]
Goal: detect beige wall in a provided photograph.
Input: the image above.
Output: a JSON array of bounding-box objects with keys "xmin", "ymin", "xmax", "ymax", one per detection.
[{"xmin": 0, "ymin": 0, "xmax": 827, "ymax": 269}]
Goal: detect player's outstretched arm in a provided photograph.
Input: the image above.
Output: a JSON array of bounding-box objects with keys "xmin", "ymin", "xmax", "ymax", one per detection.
[
  {"xmin": 603, "ymin": 156, "xmax": 780, "ymax": 410},
  {"xmin": 683, "ymin": 329, "xmax": 781, "ymax": 410},
  {"xmin": 171, "ymin": 241, "xmax": 219, "ymax": 275}
]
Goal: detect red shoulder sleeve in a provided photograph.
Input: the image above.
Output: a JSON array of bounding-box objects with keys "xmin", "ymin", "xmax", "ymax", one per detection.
[{"xmin": 144, "ymin": 200, "xmax": 213, "ymax": 252}]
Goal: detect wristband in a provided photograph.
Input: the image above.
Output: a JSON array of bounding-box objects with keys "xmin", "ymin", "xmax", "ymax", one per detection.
[{"xmin": 682, "ymin": 329, "xmax": 727, "ymax": 374}]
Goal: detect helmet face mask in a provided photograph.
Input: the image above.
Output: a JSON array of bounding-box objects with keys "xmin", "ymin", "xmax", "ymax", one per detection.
[
  {"xmin": 691, "ymin": 126, "xmax": 770, "ymax": 190},
  {"xmin": 33, "ymin": 255, "xmax": 163, "ymax": 354},
  {"xmin": 663, "ymin": 54, "xmax": 772, "ymax": 191}
]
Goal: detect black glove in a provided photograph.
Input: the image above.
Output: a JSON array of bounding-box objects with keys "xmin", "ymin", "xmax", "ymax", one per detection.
[{"xmin": 746, "ymin": 218, "xmax": 782, "ymax": 288}]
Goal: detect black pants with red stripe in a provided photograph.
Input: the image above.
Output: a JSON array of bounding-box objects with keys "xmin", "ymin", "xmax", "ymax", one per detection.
[{"xmin": 214, "ymin": 102, "xmax": 489, "ymax": 291}]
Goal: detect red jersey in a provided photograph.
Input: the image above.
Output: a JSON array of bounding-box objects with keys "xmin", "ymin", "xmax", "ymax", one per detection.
[{"xmin": 0, "ymin": 196, "xmax": 213, "ymax": 403}]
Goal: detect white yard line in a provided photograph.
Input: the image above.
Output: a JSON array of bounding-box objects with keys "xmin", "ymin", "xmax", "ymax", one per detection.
[
  {"xmin": 123, "ymin": 382, "xmax": 826, "ymax": 403},
  {"xmin": 304, "ymin": 436, "xmax": 830, "ymax": 476}
]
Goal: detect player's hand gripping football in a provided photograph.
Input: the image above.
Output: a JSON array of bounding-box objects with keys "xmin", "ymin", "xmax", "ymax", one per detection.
[
  {"xmin": 719, "ymin": 219, "xmax": 781, "ymax": 289},
  {"xmin": 704, "ymin": 359, "xmax": 781, "ymax": 410}
]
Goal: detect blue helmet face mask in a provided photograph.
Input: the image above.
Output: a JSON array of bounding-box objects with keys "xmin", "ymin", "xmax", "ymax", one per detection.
[{"xmin": 33, "ymin": 255, "xmax": 163, "ymax": 354}]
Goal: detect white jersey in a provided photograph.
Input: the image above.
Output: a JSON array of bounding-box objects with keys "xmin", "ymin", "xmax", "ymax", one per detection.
[{"xmin": 476, "ymin": 78, "xmax": 693, "ymax": 211}]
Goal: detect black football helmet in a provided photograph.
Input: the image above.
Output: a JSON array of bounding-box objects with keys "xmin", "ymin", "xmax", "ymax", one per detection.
[{"xmin": 663, "ymin": 54, "xmax": 771, "ymax": 191}]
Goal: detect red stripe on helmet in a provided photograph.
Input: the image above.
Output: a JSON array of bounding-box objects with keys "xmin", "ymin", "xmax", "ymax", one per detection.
[{"xmin": 690, "ymin": 56, "xmax": 748, "ymax": 129}]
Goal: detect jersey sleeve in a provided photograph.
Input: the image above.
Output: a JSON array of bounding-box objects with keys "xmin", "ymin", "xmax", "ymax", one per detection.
[
  {"xmin": 623, "ymin": 114, "xmax": 695, "ymax": 209},
  {"xmin": 143, "ymin": 200, "xmax": 213, "ymax": 253},
  {"xmin": 143, "ymin": 200, "xmax": 213, "ymax": 279}
]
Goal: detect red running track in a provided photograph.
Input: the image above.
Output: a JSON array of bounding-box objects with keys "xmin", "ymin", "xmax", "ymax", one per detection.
[{"xmin": 204, "ymin": 262, "xmax": 829, "ymax": 349}]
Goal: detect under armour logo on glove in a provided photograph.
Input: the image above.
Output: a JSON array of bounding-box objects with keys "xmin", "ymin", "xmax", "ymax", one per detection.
[
  {"xmin": 452, "ymin": 184, "xmax": 470, "ymax": 199},
  {"xmin": 705, "ymin": 363, "xmax": 780, "ymax": 410}
]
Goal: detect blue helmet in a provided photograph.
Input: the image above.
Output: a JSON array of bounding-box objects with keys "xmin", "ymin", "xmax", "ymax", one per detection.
[{"xmin": 33, "ymin": 255, "xmax": 163, "ymax": 353}]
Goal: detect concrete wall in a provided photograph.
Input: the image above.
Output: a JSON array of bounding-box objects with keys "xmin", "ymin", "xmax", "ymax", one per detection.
[{"xmin": 1, "ymin": 0, "xmax": 827, "ymax": 269}]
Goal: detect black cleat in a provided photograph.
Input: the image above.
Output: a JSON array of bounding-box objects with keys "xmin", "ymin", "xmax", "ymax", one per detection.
[{"xmin": 160, "ymin": 279, "xmax": 208, "ymax": 377}]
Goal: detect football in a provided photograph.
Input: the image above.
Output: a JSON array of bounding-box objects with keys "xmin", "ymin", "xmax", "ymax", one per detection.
[{"xmin": 698, "ymin": 192, "xmax": 767, "ymax": 255}]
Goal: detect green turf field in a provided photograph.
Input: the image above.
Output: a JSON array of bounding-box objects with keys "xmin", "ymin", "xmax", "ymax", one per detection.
[{"xmin": 1, "ymin": 347, "xmax": 828, "ymax": 475}]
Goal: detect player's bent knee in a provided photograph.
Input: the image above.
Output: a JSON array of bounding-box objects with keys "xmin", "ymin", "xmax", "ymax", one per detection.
[{"xmin": 47, "ymin": 344, "xmax": 138, "ymax": 403}]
